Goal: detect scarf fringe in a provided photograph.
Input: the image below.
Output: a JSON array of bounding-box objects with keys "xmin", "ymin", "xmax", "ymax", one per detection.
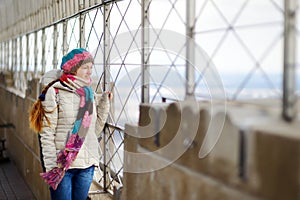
[{"xmin": 40, "ymin": 167, "xmax": 65, "ymax": 190}]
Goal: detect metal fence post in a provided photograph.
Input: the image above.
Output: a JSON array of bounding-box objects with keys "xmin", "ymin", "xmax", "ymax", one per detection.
[
  {"xmin": 5, "ymin": 41, "xmax": 8, "ymax": 71},
  {"xmin": 34, "ymin": 31, "xmax": 38, "ymax": 77},
  {"xmin": 6, "ymin": 41, "xmax": 7, "ymax": 71},
  {"xmin": 12, "ymin": 39, "xmax": 16, "ymax": 73},
  {"xmin": 63, "ymin": 20, "xmax": 68, "ymax": 55},
  {"xmin": 186, "ymin": 0, "xmax": 196, "ymax": 99},
  {"xmin": 79, "ymin": 0, "xmax": 85, "ymax": 48},
  {"xmin": 0, "ymin": 42, "xmax": 2, "ymax": 69},
  {"xmin": 103, "ymin": 2, "xmax": 111, "ymax": 192},
  {"xmin": 20, "ymin": 36, "xmax": 23, "ymax": 72},
  {"xmin": 141, "ymin": 0, "xmax": 150, "ymax": 103},
  {"xmin": 53, "ymin": 24, "xmax": 58, "ymax": 69},
  {"xmin": 283, "ymin": 0, "xmax": 298, "ymax": 121},
  {"xmin": 41, "ymin": 29, "xmax": 46, "ymax": 73},
  {"xmin": 80, "ymin": 13, "xmax": 86, "ymax": 48},
  {"xmin": 26, "ymin": 34, "xmax": 29, "ymax": 78}
]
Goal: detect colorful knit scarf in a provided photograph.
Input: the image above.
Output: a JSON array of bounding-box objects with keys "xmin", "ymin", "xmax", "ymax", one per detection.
[{"xmin": 40, "ymin": 73, "xmax": 94, "ymax": 190}]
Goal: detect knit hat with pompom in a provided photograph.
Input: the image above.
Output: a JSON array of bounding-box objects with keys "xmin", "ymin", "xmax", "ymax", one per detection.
[{"xmin": 60, "ymin": 48, "xmax": 94, "ymax": 74}]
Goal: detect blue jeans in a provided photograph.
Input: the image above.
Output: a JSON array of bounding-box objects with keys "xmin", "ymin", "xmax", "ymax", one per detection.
[{"xmin": 50, "ymin": 166, "xmax": 95, "ymax": 200}]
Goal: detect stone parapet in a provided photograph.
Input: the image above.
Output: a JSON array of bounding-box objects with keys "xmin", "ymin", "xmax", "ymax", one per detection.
[{"xmin": 123, "ymin": 100, "xmax": 300, "ymax": 200}]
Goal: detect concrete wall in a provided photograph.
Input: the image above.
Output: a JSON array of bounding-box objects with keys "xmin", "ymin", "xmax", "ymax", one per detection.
[
  {"xmin": 0, "ymin": 74, "xmax": 50, "ymax": 199},
  {"xmin": 122, "ymin": 100, "xmax": 300, "ymax": 200}
]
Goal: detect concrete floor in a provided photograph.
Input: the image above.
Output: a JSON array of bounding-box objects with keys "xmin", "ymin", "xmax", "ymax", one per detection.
[{"xmin": 0, "ymin": 159, "xmax": 35, "ymax": 200}]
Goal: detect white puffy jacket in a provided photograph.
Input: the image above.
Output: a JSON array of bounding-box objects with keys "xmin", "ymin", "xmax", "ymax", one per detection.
[{"xmin": 39, "ymin": 73, "xmax": 110, "ymax": 172}]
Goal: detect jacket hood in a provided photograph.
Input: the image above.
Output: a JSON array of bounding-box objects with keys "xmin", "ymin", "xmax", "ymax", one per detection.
[{"xmin": 40, "ymin": 69, "xmax": 63, "ymax": 86}]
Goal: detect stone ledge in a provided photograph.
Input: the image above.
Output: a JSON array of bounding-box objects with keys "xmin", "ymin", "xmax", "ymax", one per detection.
[{"xmin": 123, "ymin": 99, "xmax": 300, "ymax": 200}]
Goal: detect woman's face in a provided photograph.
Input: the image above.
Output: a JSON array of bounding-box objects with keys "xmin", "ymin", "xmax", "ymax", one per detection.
[{"xmin": 76, "ymin": 62, "xmax": 93, "ymax": 81}]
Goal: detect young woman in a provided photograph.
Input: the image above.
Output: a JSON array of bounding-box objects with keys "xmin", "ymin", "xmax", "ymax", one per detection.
[{"xmin": 29, "ymin": 48, "xmax": 111, "ymax": 200}]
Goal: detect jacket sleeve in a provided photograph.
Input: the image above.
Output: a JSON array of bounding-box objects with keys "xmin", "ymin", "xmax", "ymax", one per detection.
[
  {"xmin": 95, "ymin": 92, "xmax": 110, "ymax": 138},
  {"xmin": 39, "ymin": 87, "xmax": 58, "ymax": 172}
]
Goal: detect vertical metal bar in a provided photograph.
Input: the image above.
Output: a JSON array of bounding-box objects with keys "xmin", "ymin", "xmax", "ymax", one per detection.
[
  {"xmin": 19, "ymin": 36, "xmax": 27, "ymax": 92},
  {"xmin": 26, "ymin": 34, "xmax": 30, "ymax": 78},
  {"xmin": 8, "ymin": 39, "xmax": 14, "ymax": 72},
  {"xmin": 79, "ymin": 13, "xmax": 86, "ymax": 47},
  {"xmin": 283, "ymin": 0, "xmax": 297, "ymax": 121},
  {"xmin": 7, "ymin": 41, "xmax": 10, "ymax": 72},
  {"xmin": 14, "ymin": 38, "xmax": 17, "ymax": 72},
  {"xmin": 63, "ymin": 20, "xmax": 68, "ymax": 54},
  {"xmin": 7, "ymin": 40, "xmax": 10, "ymax": 72},
  {"xmin": 185, "ymin": 0, "xmax": 196, "ymax": 99},
  {"xmin": 103, "ymin": 3, "xmax": 111, "ymax": 92},
  {"xmin": 0, "ymin": 43, "xmax": 2, "ymax": 69},
  {"xmin": 17, "ymin": 38, "xmax": 19, "ymax": 71},
  {"xmin": 103, "ymin": 2, "xmax": 111, "ymax": 192},
  {"xmin": 10, "ymin": 39, "xmax": 13, "ymax": 73},
  {"xmin": 0, "ymin": 42, "xmax": 2, "ymax": 70},
  {"xmin": 14, "ymin": 38, "xmax": 20, "ymax": 70},
  {"xmin": 141, "ymin": 0, "xmax": 150, "ymax": 103},
  {"xmin": 53, "ymin": 24, "xmax": 58, "ymax": 69},
  {"xmin": 20, "ymin": 36, "xmax": 23, "ymax": 72},
  {"xmin": 11, "ymin": 39, "xmax": 15, "ymax": 73},
  {"xmin": 16, "ymin": 38, "xmax": 19, "ymax": 72},
  {"xmin": 6, "ymin": 41, "xmax": 9, "ymax": 71},
  {"xmin": 10, "ymin": 40, "xmax": 15, "ymax": 73},
  {"xmin": 4, "ymin": 41, "xmax": 6, "ymax": 71},
  {"xmin": 14, "ymin": 38, "xmax": 18, "ymax": 88},
  {"xmin": 10, "ymin": 40, "xmax": 13, "ymax": 72},
  {"xmin": 77, "ymin": 2, "xmax": 85, "ymax": 59},
  {"xmin": 9, "ymin": 40, "xmax": 12, "ymax": 72},
  {"xmin": 0, "ymin": 7, "xmax": 3, "ymax": 39},
  {"xmin": 34, "ymin": 31, "xmax": 38, "ymax": 77},
  {"xmin": 2, "ymin": 42, "xmax": 4, "ymax": 70},
  {"xmin": 4, "ymin": 41, "xmax": 7, "ymax": 71},
  {"xmin": 1, "ymin": 42, "xmax": 3, "ymax": 70},
  {"xmin": 42, "ymin": 29, "xmax": 46, "ymax": 73}
]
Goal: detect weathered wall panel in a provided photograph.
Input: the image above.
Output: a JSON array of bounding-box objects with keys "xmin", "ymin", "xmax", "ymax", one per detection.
[{"xmin": 123, "ymin": 102, "xmax": 300, "ymax": 200}]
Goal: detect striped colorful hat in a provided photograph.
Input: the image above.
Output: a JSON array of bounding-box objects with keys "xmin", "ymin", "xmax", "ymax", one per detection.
[{"xmin": 60, "ymin": 48, "xmax": 94, "ymax": 73}]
